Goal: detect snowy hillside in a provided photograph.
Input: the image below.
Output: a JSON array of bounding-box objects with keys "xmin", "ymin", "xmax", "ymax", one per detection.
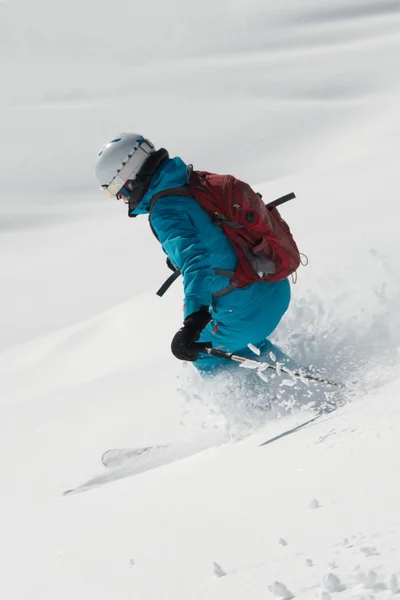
[{"xmin": 1, "ymin": 0, "xmax": 400, "ymax": 598}]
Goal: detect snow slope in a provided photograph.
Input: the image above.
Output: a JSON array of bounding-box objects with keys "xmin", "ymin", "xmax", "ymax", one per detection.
[{"xmin": 1, "ymin": 0, "xmax": 400, "ymax": 598}]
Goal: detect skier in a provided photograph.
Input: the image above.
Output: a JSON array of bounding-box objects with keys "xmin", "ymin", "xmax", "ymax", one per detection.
[{"xmin": 94, "ymin": 133, "xmax": 296, "ymax": 374}]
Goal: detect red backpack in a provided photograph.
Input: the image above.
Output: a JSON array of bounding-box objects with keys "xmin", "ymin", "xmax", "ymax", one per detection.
[{"xmin": 150, "ymin": 168, "xmax": 301, "ymax": 295}]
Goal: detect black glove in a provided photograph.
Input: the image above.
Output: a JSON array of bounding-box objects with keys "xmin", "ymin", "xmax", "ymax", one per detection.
[{"xmin": 171, "ymin": 308, "xmax": 212, "ymax": 361}]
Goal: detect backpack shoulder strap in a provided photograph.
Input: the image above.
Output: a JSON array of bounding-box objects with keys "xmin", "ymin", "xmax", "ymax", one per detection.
[
  {"xmin": 156, "ymin": 269, "xmax": 181, "ymax": 297},
  {"xmin": 148, "ymin": 185, "xmax": 192, "ymax": 216},
  {"xmin": 148, "ymin": 170, "xmax": 194, "ymax": 297},
  {"xmin": 149, "ymin": 164, "xmax": 195, "ymax": 215}
]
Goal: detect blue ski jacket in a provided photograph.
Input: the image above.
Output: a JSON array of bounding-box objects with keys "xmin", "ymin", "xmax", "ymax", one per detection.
[{"xmin": 130, "ymin": 157, "xmax": 291, "ymax": 371}]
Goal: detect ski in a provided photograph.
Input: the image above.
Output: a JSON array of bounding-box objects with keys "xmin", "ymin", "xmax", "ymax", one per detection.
[
  {"xmin": 63, "ymin": 430, "xmax": 229, "ymax": 495},
  {"xmin": 101, "ymin": 444, "xmax": 168, "ymax": 468}
]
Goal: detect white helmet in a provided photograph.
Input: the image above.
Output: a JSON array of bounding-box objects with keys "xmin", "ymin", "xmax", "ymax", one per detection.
[{"xmin": 94, "ymin": 133, "xmax": 156, "ymax": 198}]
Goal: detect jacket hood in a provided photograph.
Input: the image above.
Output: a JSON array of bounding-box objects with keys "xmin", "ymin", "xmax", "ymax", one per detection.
[{"xmin": 129, "ymin": 157, "xmax": 189, "ymax": 216}]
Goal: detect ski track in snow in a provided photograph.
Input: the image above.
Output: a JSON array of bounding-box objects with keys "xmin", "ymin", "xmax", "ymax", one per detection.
[{"xmin": 1, "ymin": 0, "xmax": 400, "ymax": 598}]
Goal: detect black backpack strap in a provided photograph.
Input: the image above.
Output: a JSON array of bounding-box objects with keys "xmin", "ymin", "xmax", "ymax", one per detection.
[
  {"xmin": 148, "ymin": 186, "xmax": 192, "ymax": 297},
  {"xmin": 156, "ymin": 267, "xmax": 235, "ymax": 298},
  {"xmin": 156, "ymin": 269, "xmax": 182, "ymax": 297},
  {"xmin": 149, "ymin": 185, "xmax": 192, "ymax": 215},
  {"xmin": 266, "ymin": 192, "xmax": 296, "ymax": 208},
  {"xmin": 148, "ymin": 186, "xmax": 189, "ymax": 296}
]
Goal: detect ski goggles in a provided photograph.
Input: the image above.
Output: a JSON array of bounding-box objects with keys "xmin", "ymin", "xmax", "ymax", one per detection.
[
  {"xmin": 116, "ymin": 181, "xmax": 135, "ymax": 203},
  {"xmin": 102, "ymin": 137, "xmax": 155, "ymax": 199}
]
